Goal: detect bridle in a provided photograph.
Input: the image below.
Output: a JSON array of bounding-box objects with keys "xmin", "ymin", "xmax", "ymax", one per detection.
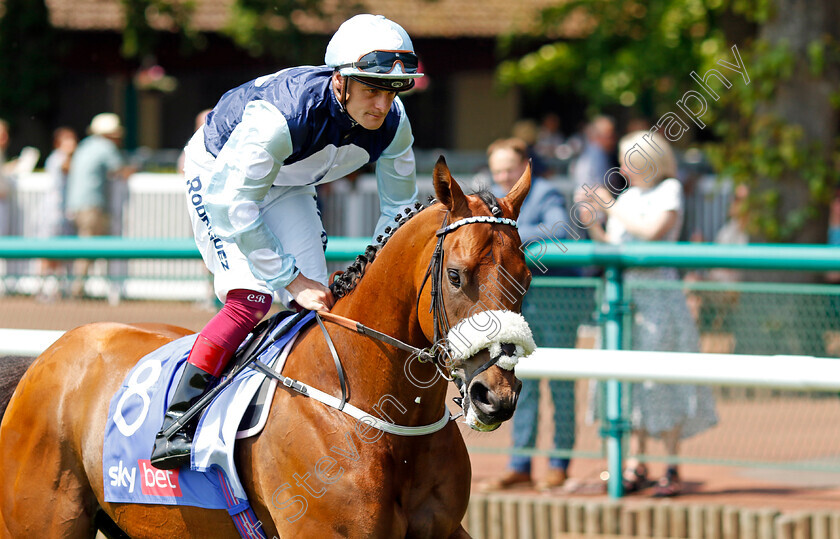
[
  {"xmin": 168, "ymin": 207, "xmax": 524, "ymax": 439},
  {"xmin": 317, "ymin": 209, "xmax": 519, "ymax": 411},
  {"xmin": 415, "ymin": 210, "xmax": 519, "ymax": 404},
  {"xmin": 224, "ymin": 208, "xmax": 523, "ymax": 438}
]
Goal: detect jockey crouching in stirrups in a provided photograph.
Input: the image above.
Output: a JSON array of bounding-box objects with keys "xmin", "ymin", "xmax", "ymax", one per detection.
[{"xmin": 150, "ymin": 14, "xmax": 424, "ymax": 470}]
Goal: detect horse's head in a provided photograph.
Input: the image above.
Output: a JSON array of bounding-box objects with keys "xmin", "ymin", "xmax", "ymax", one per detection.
[{"xmin": 417, "ymin": 156, "xmax": 534, "ymax": 432}]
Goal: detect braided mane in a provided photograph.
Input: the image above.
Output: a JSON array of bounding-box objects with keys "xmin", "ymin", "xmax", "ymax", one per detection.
[
  {"xmin": 330, "ymin": 199, "xmax": 427, "ymax": 299},
  {"xmin": 330, "ymin": 188, "xmax": 502, "ymax": 299}
]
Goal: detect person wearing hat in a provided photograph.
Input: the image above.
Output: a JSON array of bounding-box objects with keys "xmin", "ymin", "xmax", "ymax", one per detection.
[
  {"xmin": 65, "ymin": 112, "xmax": 135, "ymax": 298},
  {"xmin": 151, "ymin": 14, "xmax": 424, "ymax": 469}
]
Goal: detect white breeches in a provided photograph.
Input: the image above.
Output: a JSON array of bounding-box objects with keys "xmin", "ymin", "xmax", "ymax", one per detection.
[{"xmin": 183, "ymin": 130, "xmax": 328, "ymax": 304}]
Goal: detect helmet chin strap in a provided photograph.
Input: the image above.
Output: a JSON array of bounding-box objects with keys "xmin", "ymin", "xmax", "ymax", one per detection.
[{"xmin": 335, "ymin": 74, "xmax": 359, "ymax": 127}]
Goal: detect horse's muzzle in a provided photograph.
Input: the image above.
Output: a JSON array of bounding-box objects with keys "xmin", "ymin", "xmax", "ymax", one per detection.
[{"xmin": 466, "ymin": 367, "xmax": 522, "ymax": 427}]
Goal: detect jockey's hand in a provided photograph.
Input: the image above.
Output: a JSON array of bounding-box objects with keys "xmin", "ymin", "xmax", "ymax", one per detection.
[{"xmin": 285, "ymin": 273, "xmax": 335, "ymax": 312}]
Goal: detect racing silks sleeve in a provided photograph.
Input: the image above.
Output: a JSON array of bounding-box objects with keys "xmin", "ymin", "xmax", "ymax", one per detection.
[{"xmin": 202, "ymin": 100, "xmax": 301, "ymax": 291}]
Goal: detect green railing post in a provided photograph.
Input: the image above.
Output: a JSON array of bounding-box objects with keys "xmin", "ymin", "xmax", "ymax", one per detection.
[{"xmin": 603, "ymin": 265, "xmax": 626, "ymax": 498}]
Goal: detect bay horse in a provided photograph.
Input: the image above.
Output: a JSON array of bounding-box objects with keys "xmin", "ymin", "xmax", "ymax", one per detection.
[{"xmin": 0, "ymin": 157, "xmax": 533, "ymax": 538}]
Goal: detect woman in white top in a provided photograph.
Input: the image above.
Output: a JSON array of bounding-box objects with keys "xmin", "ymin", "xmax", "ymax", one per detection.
[{"xmin": 587, "ymin": 130, "xmax": 718, "ymax": 497}]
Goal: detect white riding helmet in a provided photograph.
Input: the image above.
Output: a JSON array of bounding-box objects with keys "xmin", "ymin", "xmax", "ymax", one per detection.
[{"xmin": 325, "ymin": 14, "xmax": 423, "ymax": 92}]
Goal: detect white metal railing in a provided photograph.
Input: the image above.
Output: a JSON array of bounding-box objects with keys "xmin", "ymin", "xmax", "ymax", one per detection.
[
  {"xmin": 10, "ymin": 171, "xmax": 730, "ymax": 241},
  {"xmin": 4, "ymin": 171, "xmax": 731, "ymax": 301},
  {"xmin": 0, "ymin": 328, "xmax": 64, "ymax": 356},
  {"xmin": 4, "ymin": 330, "xmax": 838, "ymax": 393},
  {"xmin": 519, "ymin": 348, "xmax": 840, "ymax": 391}
]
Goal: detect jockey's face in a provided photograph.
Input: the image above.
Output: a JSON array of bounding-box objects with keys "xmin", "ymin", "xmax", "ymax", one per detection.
[{"xmin": 333, "ymin": 74, "xmax": 396, "ymax": 130}]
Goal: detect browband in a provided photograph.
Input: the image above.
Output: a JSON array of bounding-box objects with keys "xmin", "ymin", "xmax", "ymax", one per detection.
[{"xmin": 436, "ymin": 216, "xmax": 518, "ymax": 237}]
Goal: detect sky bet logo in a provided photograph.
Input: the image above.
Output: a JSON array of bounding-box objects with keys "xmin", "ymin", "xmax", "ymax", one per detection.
[{"xmin": 108, "ymin": 459, "xmax": 183, "ymax": 497}]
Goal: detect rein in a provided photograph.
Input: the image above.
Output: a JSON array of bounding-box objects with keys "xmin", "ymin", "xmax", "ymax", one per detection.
[
  {"xmin": 295, "ymin": 210, "xmax": 519, "ymax": 433},
  {"xmin": 165, "ymin": 212, "xmax": 521, "ymax": 439},
  {"xmin": 257, "ymin": 211, "xmax": 520, "ymax": 437},
  {"xmin": 321, "ymin": 210, "xmax": 520, "ymax": 396}
]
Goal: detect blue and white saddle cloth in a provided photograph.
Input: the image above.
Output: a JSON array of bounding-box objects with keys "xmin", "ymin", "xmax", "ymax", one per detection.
[{"xmin": 103, "ymin": 311, "xmax": 315, "ymax": 537}]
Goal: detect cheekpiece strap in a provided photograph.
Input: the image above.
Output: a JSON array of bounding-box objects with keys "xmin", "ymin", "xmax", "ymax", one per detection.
[{"xmin": 436, "ymin": 216, "xmax": 518, "ymax": 237}]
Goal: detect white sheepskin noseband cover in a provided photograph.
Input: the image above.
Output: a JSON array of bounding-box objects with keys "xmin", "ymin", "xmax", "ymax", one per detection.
[{"xmin": 446, "ymin": 310, "xmax": 536, "ymax": 370}]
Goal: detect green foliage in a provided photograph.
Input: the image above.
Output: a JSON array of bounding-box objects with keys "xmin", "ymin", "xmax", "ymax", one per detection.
[
  {"xmin": 0, "ymin": 0, "xmax": 57, "ymax": 120},
  {"xmin": 728, "ymin": 0, "xmax": 774, "ymax": 22},
  {"xmin": 498, "ymin": 0, "xmax": 840, "ymax": 241},
  {"xmin": 705, "ymin": 39, "xmax": 840, "ymax": 240},
  {"xmin": 498, "ymin": 0, "xmax": 730, "ymax": 115},
  {"xmin": 120, "ymin": 0, "xmax": 197, "ymax": 58},
  {"xmin": 223, "ymin": 0, "xmax": 338, "ymax": 61}
]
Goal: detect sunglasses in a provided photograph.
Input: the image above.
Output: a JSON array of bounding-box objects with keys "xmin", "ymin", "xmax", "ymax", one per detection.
[{"xmin": 339, "ymin": 50, "xmax": 419, "ymax": 74}]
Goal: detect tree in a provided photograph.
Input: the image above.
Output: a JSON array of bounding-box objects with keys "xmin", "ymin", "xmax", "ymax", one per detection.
[
  {"xmin": 119, "ymin": 0, "xmax": 335, "ymax": 62},
  {"xmin": 0, "ymin": 0, "xmax": 58, "ymax": 125},
  {"xmin": 223, "ymin": 0, "xmax": 333, "ymax": 61},
  {"xmin": 120, "ymin": 0, "xmax": 198, "ymax": 58},
  {"xmin": 498, "ymin": 0, "xmax": 840, "ymax": 243},
  {"xmin": 706, "ymin": 0, "xmax": 840, "ymax": 243}
]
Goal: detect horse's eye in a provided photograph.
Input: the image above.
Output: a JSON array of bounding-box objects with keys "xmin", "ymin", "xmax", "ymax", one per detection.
[{"xmin": 447, "ymin": 269, "xmax": 461, "ymax": 288}]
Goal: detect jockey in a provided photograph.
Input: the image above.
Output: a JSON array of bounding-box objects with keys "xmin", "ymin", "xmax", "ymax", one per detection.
[{"xmin": 151, "ymin": 13, "xmax": 423, "ymax": 469}]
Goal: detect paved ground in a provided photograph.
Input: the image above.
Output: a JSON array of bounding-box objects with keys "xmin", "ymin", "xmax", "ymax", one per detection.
[
  {"xmin": 457, "ymin": 381, "xmax": 840, "ymax": 514},
  {"xmin": 3, "ymin": 297, "xmax": 840, "ymax": 515}
]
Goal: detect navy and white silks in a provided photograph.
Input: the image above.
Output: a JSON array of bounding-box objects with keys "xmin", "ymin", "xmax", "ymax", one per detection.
[{"xmin": 183, "ymin": 66, "xmax": 418, "ymax": 303}]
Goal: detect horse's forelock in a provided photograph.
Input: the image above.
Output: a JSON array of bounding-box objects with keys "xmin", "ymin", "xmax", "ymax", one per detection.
[{"xmin": 472, "ymin": 189, "xmax": 503, "ymax": 218}]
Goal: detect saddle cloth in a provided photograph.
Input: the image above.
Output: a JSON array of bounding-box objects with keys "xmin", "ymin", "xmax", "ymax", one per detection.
[{"xmin": 102, "ymin": 311, "xmax": 315, "ymax": 512}]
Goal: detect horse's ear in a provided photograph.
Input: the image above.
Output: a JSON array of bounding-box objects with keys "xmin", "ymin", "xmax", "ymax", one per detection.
[
  {"xmin": 433, "ymin": 155, "xmax": 469, "ymax": 216},
  {"xmin": 502, "ymin": 160, "xmax": 532, "ymax": 219}
]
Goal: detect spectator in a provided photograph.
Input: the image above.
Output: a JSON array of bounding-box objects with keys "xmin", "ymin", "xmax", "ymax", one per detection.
[
  {"xmin": 685, "ymin": 183, "xmax": 750, "ymax": 329},
  {"xmin": 710, "ymin": 184, "xmax": 750, "ymax": 280},
  {"xmin": 0, "ymin": 119, "xmax": 12, "ymax": 237},
  {"xmin": 36, "ymin": 127, "xmax": 78, "ymax": 301},
  {"xmin": 571, "ymin": 115, "xmax": 619, "ymax": 191},
  {"xmin": 65, "ymin": 113, "xmax": 135, "ymax": 298},
  {"xmin": 0, "ymin": 119, "xmax": 11, "ymax": 295},
  {"xmin": 827, "ymin": 188, "xmax": 840, "ymax": 355},
  {"xmin": 827, "ymin": 187, "xmax": 840, "ymax": 284},
  {"xmin": 478, "ymin": 137, "xmax": 580, "ymax": 492},
  {"xmin": 512, "ymin": 118, "xmax": 548, "ymax": 177},
  {"xmin": 585, "ymin": 130, "xmax": 718, "ymax": 497},
  {"xmin": 534, "ymin": 112, "xmax": 565, "ymax": 161}
]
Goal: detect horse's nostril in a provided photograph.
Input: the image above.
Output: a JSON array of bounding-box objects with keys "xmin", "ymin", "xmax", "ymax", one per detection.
[
  {"xmin": 500, "ymin": 343, "xmax": 516, "ymax": 357},
  {"xmin": 470, "ymin": 381, "xmax": 492, "ymax": 406}
]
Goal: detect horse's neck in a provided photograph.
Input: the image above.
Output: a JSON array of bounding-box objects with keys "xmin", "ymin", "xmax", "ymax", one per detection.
[
  {"xmin": 330, "ymin": 215, "xmax": 450, "ymax": 425},
  {"xmin": 338, "ymin": 212, "xmax": 440, "ymax": 347}
]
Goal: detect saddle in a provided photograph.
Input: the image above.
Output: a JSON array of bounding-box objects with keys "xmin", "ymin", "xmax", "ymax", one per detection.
[
  {"xmin": 160, "ymin": 309, "xmax": 309, "ymax": 441},
  {"xmin": 103, "ymin": 309, "xmax": 315, "ymax": 513}
]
